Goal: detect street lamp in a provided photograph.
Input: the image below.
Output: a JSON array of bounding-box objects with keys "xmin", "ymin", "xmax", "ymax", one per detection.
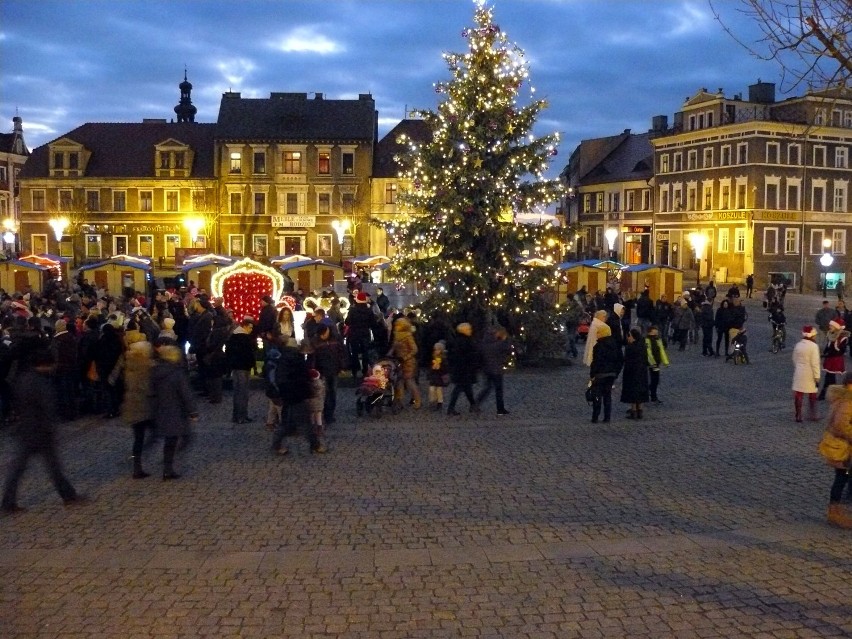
[
  {"xmin": 184, "ymin": 217, "xmax": 204, "ymax": 246},
  {"xmin": 604, "ymin": 227, "xmax": 618, "ymax": 261},
  {"xmin": 820, "ymin": 238, "xmax": 834, "ymax": 297},
  {"xmin": 331, "ymin": 219, "xmax": 350, "ymax": 266},
  {"xmin": 688, "ymin": 231, "xmax": 708, "ymax": 288}
]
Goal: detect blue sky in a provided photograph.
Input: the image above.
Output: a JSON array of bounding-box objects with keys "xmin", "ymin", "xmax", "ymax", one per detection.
[{"xmin": 1, "ymin": 0, "xmax": 777, "ymax": 177}]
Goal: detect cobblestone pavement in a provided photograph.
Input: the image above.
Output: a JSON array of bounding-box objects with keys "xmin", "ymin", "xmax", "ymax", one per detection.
[{"xmin": 2, "ymin": 293, "xmax": 851, "ymax": 638}]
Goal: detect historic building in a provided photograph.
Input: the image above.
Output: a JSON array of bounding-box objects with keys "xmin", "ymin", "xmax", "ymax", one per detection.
[
  {"xmin": 0, "ymin": 115, "xmax": 29, "ymax": 255},
  {"xmin": 369, "ymin": 118, "xmax": 431, "ymax": 258},
  {"xmin": 652, "ymin": 82, "xmax": 852, "ymax": 290},
  {"xmin": 560, "ymin": 126, "xmax": 660, "ymax": 264}
]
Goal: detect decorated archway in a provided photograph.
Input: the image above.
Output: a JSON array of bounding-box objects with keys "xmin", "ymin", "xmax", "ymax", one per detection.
[{"xmin": 210, "ymin": 257, "xmax": 285, "ymax": 321}]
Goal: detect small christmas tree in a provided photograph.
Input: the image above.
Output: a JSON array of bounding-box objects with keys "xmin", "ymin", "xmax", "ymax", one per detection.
[{"xmin": 387, "ymin": 0, "xmax": 570, "ymax": 358}]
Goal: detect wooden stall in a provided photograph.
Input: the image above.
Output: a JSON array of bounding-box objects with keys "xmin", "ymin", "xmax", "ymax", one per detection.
[
  {"xmin": 77, "ymin": 255, "xmax": 152, "ymax": 297},
  {"xmin": 276, "ymin": 258, "xmax": 344, "ymax": 294},
  {"xmin": 555, "ymin": 262, "xmax": 609, "ymax": 303},
  {"xmin": 619, "ymin": 264, "xmax": 683, "ymax": 301},
  {"xmin": 181, "ymin": 254, "xmax": 234, "ymax": 294},
  {"xmin": 0, "ymin": 259, "xmax": 52, "ymax": 294}
]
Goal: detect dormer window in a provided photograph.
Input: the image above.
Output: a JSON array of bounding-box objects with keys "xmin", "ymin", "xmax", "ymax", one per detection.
[
  {"xmin": 160, "ymin": 152, "xmax": 170, "ymax": 169},
  {"xmin": 174, "ymin": 152, "xmax": 185, "ymax": 169},
  {"xmin": 53, "ymin": 153, "xmax": 63, "ymax": 169},
  {"xmin": 68, "ymin": 153, "xmax": 79, "ymax": 170}
]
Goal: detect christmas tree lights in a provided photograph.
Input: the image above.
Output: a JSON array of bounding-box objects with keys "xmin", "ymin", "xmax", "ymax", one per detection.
[{"xmin": 384, "ymin": 1, "xmax": 574, "ymax": 358}]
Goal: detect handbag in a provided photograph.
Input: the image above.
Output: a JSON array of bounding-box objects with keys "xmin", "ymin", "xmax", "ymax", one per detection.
[
  {"xmin": 818, "ymin": 431, "xmax": 852, "ymax": 464},
  {"xmin": 584, "ymin": 379, "xmax": 598, "ymax": 403}
]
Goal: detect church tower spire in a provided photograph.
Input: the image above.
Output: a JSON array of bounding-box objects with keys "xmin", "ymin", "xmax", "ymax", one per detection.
[{"xmin": 174, "ymin": 70, "xmax": 197, "ymax": 123}]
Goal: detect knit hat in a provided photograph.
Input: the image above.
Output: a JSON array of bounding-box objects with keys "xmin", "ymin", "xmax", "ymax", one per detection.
[
  {"xmin": 829, "ymin": 317, "xmax": 845, "ymax": 331},
  {"xmin": 54, "ymin": 319, "xmax": 67, "ymax": 333},
  {"xmin": 162, "ymin": 317, "xmax": 175, "ymax": 330},
  {"xmin": 597, "ymin": 324, "xmax": 612, "ymax": 339},
  {"xmin": 308, "ymin": 368, "xmax": 321, "ymax": 380},
  {"xmin": 355, "ymin": 291, "xmax": 368, "ymax": 304},
  {"xmin": 802, "ymin": 325, "xmax": 817, "ymax": 338},
  {"xmin": 456, "ymin": 322, "xmax": 473, "ymax": 336}
]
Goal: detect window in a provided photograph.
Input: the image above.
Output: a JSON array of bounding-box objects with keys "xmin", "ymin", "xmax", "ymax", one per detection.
[
  {"xmin": 174, "ymin": 152, "xmax": 185, "ymax": 169},
  {"xmin": 643, "ymin": 190, "xmax": 651, "ymax": 211},
  {"xmin": 687, "ymin": 150, "xmax": 697, "ymax": 170},
  {"xmin": 707, "ymin": 112, "xmax": 714, "ymax": 127},
  {"xmin": 53, "ymin": 153, "xmax": 63, "ymax": 169},
  {"xmin": 140, "ymin": 191, "xmax": 152, "ymax": 212},
  {"xmin": 832, "ymin": 229, "xmax": 846, "ymax": 255},
  {"xmin": 138, "ymin": 235, "xmax": 153, "ymax": 257},
  {"xmin": 85, "ymin": 234, "xmax": 102, "ymax": 259},
  {"xmin": 342, "ymin": 193, "xmax": 354, "ymax": 215},
  {"xmin": 229, "ymin": 234, "xmax": 244, "ymax": 256},
  {"xmin": 834, "ymin": 182, "xmax": 848, "ymax": 212},
  {"xmin": 253, "ymin": 192, "xmax": 266, "ymax": 215},
  {"xmin": 318, "ymin": 151, "xmax": 331, "ymax": 175},
  {"xmin": 86, "ymin": 191, "xmax": 99, "ymax": 212},
  {"xmin": 810, "ymin": 229, "xmax": 825, "ymax": 255},
  {"xmin": 813, "ymin": 181, "xmax": 827, "ymax": 212},
  {"xmin": 165, "ymin": 190, "xmax": 179, "ymax": 212},
  {"xmin": 229, "ymin": 152, "xmax": 241, "ymax": 174},
  {"xmin": 626, "ymin": 191, "xmax": 635, "ymax": 211},
  {"xmin": 0, "ymin": 166, "xmax": 5, "ymax": 183},
  {"xmin": 787, "ymin": 181, "xmax": 800, "ymax": 210},
  {"xmin": 687, "ymin": 186, "xmax": 697, "ymax": 211},
  {"xmin": 766, "ymin": 142, "xmax": 779, "ymax": 164},
  {"xmin": 285, "ymin": 193, "xmax": 298, "ymax": 214},
  {"xmin": 765, "ymin": 180, "xmax": 779, "ymax": 209},
  {"xmin": 785, "ymin": 228, "xmax": 799, "ymax": 254},
  {"xmin": 253, "ymin": 151, "xmax": 266, "ymax": 174},
  {"xmin": 702, "ymin": 148, "xmax": 713, "ymax": 168},
  {"xmin": 845, "ymin": 111, "xmax": 852, "ymax": 128},
  {"xmin": 718, "ymin": 228, "xmax": 729, "ymax": 253},
  {"xmin": 230, "ymin": 192, "xmax": 242, "ymax": 215},
  {"xmin": 385, "ymin": 183, "xmax": 397, "ymax": 204},
  {"xmin": 59, "ymin": 189, "xmax": 73, "ymax": 211},
  {"xmin": 660, "ymin": 154, "xmax": 670, "ymax": 173},
  {"xmin": 689, "ymin": 115, "xmax": 696, "ymax": 131},
  {"xmin": 788, "ymin": 144, "xmax": 801, "ymax": 165},
  {"xmin": 703, "ymin": 184, "xmax": 713, "ymax": 210},
  {"xmin": 814, "ymin": 146, "xmax": 826, "ymax": 167},
  {"xmin": 737, "ymin": 142, "xmax": 748, "ymax": 164},
  {"xmin": 317, "ymin": 192, "xmax": 330, "ymax": 214},
  {"xmin": 673, "ymin": 153, "xmax": 682, "ymax": 172},
  {"xmin": 32, "ymin": 190, "xmax": 45, "ymax": 211},
  {"xmin": 164, "ymin": 234, "xmax": 179, "ymax": 258},
  {"xmin": 660, "ymin": 189, "xmax": 669, "ymax": 213},
  {"xmin": 736, "ymin": 183, "xmax": 747, "ymax": 209},
  {"xmin": 720, "ymin": 184, "xmax": 731, "ymax": 209},
  {"xmin": 283, "ymin": 151, "xmax": 301, "ymax": 174},
  {"xmin": 582, "ymin": 194, "xmax": 591, "ymax": 213},
  {"xmin": 610, "ymin": 193, "xmax": 620, "ymax": 212},
  {"xmin": 317, "ymin": 234, "xmax": 333, "ymax": 257},
  {"xmin": 191, "ymin": 190, "xmax": 206, "ymax": 211},
  {"xmin": 342, "ymin": 152, "xmax": 354, "ymax": 175},
  {"xmin": 595, "ymin": 193, "xmax": 603, "ymax": 212},
  {"xmin": 160, "ymin": 151, "xmax": 170, "ymax": 169},
  {"xmin": 113, "ymin": 191, "xmax": 126, "ymax": 212},
  {"xmin": 763, "ymin": 227, "xmax": 778, "ymax": 254},
  {"xmin": 832, "ymin": 110, "xmax": 843, "ymax": 126},
  {"xmin": 252, "ymin": 234, "xmax": 268, "ymax": 256},
  {"xmin": 672, "ymin": 185, "xmax": 681, "ymax": 210},
  {"xmin": 836, "ymin": 147, "xmax": 848, "ymax": 169},
  {"xmin": 68, "ymin": 152, "xmax": 79, "ymax": 170},
  {"xmin": 721, "ymin": 145, "xmax": 731, "ymax": 166},
  {"xmin": 734, "ymin": 228, "xmax": 746, "ymax": 253},
  {"xmin": 815, "ymin": 109, "xmax": 826, "ymax": 125}
]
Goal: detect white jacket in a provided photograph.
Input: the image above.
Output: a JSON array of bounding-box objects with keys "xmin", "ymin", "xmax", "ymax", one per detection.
[{"xmin": 791, "ymin": 338, "xmax": 821, "ymax": 393}]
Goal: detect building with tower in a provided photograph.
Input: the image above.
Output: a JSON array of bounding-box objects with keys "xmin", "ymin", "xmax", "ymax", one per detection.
[{"xmin": 0, "ymin": 115, "xmax": 29, "ymax": 255}]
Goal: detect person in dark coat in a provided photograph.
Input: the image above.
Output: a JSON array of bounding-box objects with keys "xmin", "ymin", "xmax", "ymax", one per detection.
[
  {"xmin": 714, "ymin": 299, "xmax": 733, "ymax": 357},
  {"xmin": 589, "ymin": 323, "xmax": 624, "ymax": 423},
  {"xmin": 93, "ymin": 315, "xmax": 126, "ymax": 418},
  {"xmin": 446, "ymin": 323, "xmax": 481, "ymax": 416},
  {"xmin": 475, "ymin": 326, "xmax": 511, "ymax": 415},
  {"xmin": 699, "ymin": 300, "xmax": 715, "ymax": 356},
  {"xmin": 654, "ymin": 295, "xmax": 673, "ymax": 347},
  {"xmin": 256, "ymin": 295, "xmax": 278, "ymax": 341},
  {"xmin": 607, "ymin": 303, "xmax": 626, "ymax": 345},
  {"xmin": 123, "ymin": 339, "xmax": 155, "ymax": 478},
  {"xmin": 150, "ymin": 344, "xmax": 198, "ymax": 480},
  {"xmin": 620, "ymin": 328, "xmax": 649, "ymax": 419},
  {"xmin": 2, "ymin": 347, "xmax": 83, "ymax": 512},
  {"xmin": 310, "ymin": 324, "xmax": 345, "ymax": 425},
  {"xmin": 270, "ymin": 339, "xmax": 312, "ymax": 454},
  {"xmin": 50, "ymin": 319, "xmax": 79, "ymax": 420},
  {"xmin": 375, "ymin": 287, "xmax": 390, "ymax": 316},
  {"xmin": 344, "ymin": 291, "xmax": 376, "ymax": 379},
  {"xmin": 225, "ymin": 316, "xmax": 257, "ymax": 424}
]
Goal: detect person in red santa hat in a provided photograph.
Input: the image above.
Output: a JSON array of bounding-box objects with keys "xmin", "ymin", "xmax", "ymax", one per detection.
[{"xmin": 818, "ymin": 316, "xmax": 850, "ymax": 400}]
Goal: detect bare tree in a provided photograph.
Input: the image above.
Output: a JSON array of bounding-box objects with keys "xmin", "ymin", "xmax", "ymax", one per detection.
[{"xmin": 711, "ymin": 0, "xmax": 851, "ymax": 92}]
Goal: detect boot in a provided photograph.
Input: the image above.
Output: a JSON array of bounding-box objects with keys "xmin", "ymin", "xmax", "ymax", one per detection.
[
  {"xmin": 131, "ymin": 456, "xmax": 150, "ymax": 479},
  {"xmin": 827, "ymin": 503, "xmax": 852, "ymax": 529},
  {"xmin": 626, "ymin": 409, "xmax": 636, "ymax": 419},
  {"xmin": 635, "ymin": 409, "xmax": 643, "ymax": 420}
]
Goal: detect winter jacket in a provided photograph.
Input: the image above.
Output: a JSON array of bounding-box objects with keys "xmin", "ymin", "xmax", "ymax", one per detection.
[
  {"xmin": 699, "ymin": 303, "xmax": 715, "ymax": 329},
  {"xmin": 344, "ymin": 303, "xmax": 376, "ymax": 341},
  {"xmin": 448, "ymin": 333, "xmax": 481, "ymax": 385},
  {"xmin": 791, "ymin": 338, "xmax": 821, "ymax": 393},
  {"xmin": 583, "ymin": 316, "xmax": 608, "ymax": 366},
  {"xmin": 274, "ymin": 346, "xmax": 311, "ymax": 405},
  {"xmin": 311, "ymin": 334, "xmax": 345, "ymax": 378},
  {"xmin": 50, "ymin": 331, "xmax": 78, "ymax": 374},
  {"xmin": 590, "ymin": 335, "xmax": 623, "ymax": 381},
  {"xmin": 150, "ymin": 346, "xmax": 197, "ymax": 438},
  {"xmin": 645, "ymin": 335, "xmax": 669, "ymax": 370},
  {"xmin": 620, "ymin": 340, "xmax": 649, "ymax": 404},
  {"xmin": 390, "ymin": 319, "xmax": 419, "ymax": 380},
  {"xmin": 122, "ymin": 340, "xmax": 154, "ymax": 425},
  {"xmin": 225, "ymin": 327, "xmax": 256, "ymax": 371},
  {"xmin": 479, "ymin": 333, "xmax": 511, "ymax": 376},
  {"xmin": 822, "ymin": 331, "xmax": 849, "ymax": 374},
  {"xmin": 824, "ymin": 383, "xmax": 852, "ymax": 468},
  {"xmin": 714, "ymin": 303, "xmax": 732, "ymax": 331}
]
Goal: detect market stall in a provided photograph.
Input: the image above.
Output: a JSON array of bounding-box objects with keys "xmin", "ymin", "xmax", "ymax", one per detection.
[
  {"xmin": 555, "ymin": 261, "xmax": 609, "ymax": 303},
  {"xmin": 274, "ymin": 257, "xmax": 344, "ymax": 294},
  {"xmin": 0, "ymin": 259, "xmax": 54, "ymax": 294},
  {"xmin": 619, "ymin": 264, "xmax": 683, "ymax": 301},
  {"xmin": 181, "ymin": 254, "xmax": 234, "ymax": 294},
  {"xmin": 76, "ymin": 255, "xmax": 152, "ymax": 296}
]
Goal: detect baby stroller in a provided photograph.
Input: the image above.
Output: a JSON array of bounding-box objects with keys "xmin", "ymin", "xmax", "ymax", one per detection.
[{"xmin": 356, "ymin": 358, "xmax": 401, "ymax": 417}]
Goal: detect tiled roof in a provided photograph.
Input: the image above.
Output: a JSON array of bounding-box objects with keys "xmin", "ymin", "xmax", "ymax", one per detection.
[
  {"xmin": 570, "ymin": 131, "xmax": 654, "ymax": 186},
  {"xmin": 216, "ymin": 92, "xmax": 377, "ymax": 142},
  {"xmin": 19, "ymin": 122, "xmax": 217, "ymax": 179},
  {"xmin": 0, "ymin": 132, "xmax": 28, "ymax": 157},
  {"xmin": 372, "ymin": 119, "xmax": 432, "ymax": 178}
]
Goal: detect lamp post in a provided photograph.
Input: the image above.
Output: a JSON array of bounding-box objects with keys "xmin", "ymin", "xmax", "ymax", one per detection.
[
  {"xmin": 184, "ymin": 217, "xmax": 204, "ymax": 247},
  {"xmin": 604, "ymin": 227, "xmax": 618, "ymax": 262},
  {"xmin": 331, "ymin": 219, "xmax": 350, "ymax": 267},
  {"xmin": 688, "ymin": 231, "xmax": 708, "ymax": 288},
  {"xmin": 820, "ymin": 238, "xmax": 834, "ymax": 297}
]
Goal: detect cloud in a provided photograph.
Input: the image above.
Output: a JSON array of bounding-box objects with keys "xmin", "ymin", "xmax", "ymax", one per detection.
[
  {"xmin": 268, "ymin": 26, "xmax": 343, "ymax": 54},
  {"xmin": 214, "ymin": 58, "xmax": 257, "ymax": 88}
]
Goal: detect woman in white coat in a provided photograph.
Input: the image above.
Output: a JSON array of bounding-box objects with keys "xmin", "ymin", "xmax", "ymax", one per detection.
[
  {"xmin": 583, "ymin": 310, "xmax": 609, "ymax": 367},
  {"xmin": 792, "ymin": 325, "xmax": 822, "ymax": 422}
]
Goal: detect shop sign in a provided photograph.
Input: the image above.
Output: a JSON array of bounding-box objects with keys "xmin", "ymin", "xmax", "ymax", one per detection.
[{"xmin": 271, "ymin": 215, "xmax": 315, "ymax": 228}]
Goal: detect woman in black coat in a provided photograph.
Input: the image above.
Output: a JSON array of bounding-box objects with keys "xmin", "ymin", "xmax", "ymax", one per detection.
[
  {"xmin": 150, "ymin": 345, "xmax": 198, "ymax": 480},
  {"xmin": 446, "ymin": 323, "xmax": 481, "ymax": 416},
  {"xmin": 714, "ymin": 298, "xmax": 733, "ymax": 357},
  {"xmin": 589, "ymin": 323, "xmax": 623, "ymax": 423},
  {"xmin": 620, "ymin": 328, "xmax": 649, "ymax": 419}
]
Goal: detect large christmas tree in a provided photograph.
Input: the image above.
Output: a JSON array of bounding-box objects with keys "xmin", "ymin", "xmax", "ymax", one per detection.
[{"xmin": 387, "ymin": 0, "xmax": 569, "ymax": 352}]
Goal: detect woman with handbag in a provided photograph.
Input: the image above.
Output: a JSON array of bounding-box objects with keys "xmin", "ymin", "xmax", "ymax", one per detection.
[
  {"xmin": 588, "ymin": 323, "xmax": 623, "ymax": 423},
  {"xmin": 821, "ymin": 371, "xmax": 852, "ymax": 528}
]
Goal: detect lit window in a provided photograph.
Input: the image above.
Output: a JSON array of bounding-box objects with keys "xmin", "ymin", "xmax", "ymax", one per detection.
[
  {"xmin": 318, "ymin": 193, "xmax": 330, "ymax": 214},
  {"xmin": 165, "ymin": 191, "xmax": 179, "ymax": 212},
  {"xmin": 283, "ymin": 152, "xmax": 301, "ymax": 174},
  {"xmin": 318, "ymin": 151, "xmax": 330, "ymax": 175},
  {"xmin": 140, "ymin": 191, "xmax": 153, "ymax": 212},
  {"xmin": 734, "ymin": 228, "xmax": 746, "ymax": 253},
  {"xmin": 385, "ymin": 183, "xmax": 397, "ymax": 204},
  {"xmin": 230, "ymin": 192, "xmax": 242, "ymax": 215},
  {"xmin": 32, "ymin": 190, "xmax": 45, "ymax": 211},
  {"xmin": 230, "ymin": 152, "xmax": 242, "ymax": 174},
  {"xmin": 784, "ymin": 229, "xmax": 799, "ymax": 254}
]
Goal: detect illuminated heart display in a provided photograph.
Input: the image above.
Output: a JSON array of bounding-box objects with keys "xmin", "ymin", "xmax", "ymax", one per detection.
[{"xmin": 210, "ymin": 258, "xmax": 285, "ymax": 322}]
